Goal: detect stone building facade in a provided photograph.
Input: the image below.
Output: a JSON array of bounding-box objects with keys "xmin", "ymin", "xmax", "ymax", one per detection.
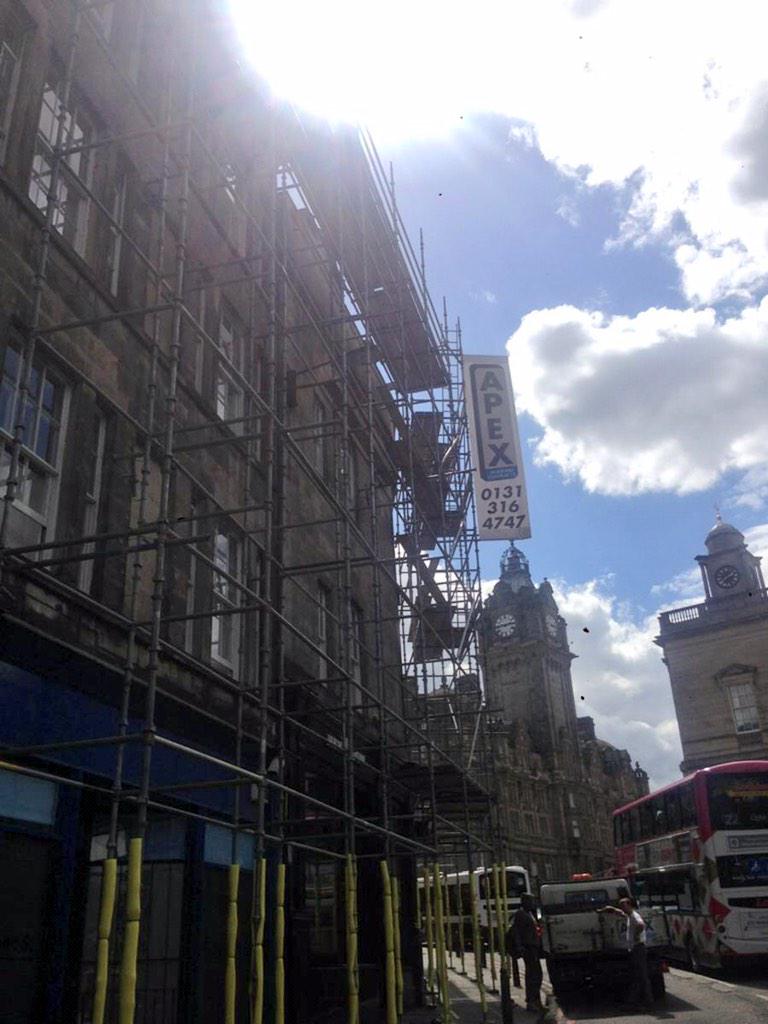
[
  {"xmin": 482, "ymin": 544, "xmax": 648, "ymax": 886},
  {"xmin": 657, "ymin": 517, "xmax": 768, "ymax": 773},
  {"xmin": 0, "ymin": 1, "xmax": 484, "ymax": 1020}
]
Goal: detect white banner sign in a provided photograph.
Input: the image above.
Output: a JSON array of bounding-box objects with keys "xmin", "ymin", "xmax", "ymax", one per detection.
[{"xmin": 463, "ymin": 355, "xmax": 531, "ymax": 541}]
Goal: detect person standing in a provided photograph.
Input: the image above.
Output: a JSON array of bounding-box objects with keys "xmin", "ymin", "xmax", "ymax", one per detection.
[
  {"xmin": 598, "ymin": 897, "xmax": 653, "ymax": 1009},
  {"xmin": 508, "ymin": 892, "xmax": 543, "ymax": 1012}
]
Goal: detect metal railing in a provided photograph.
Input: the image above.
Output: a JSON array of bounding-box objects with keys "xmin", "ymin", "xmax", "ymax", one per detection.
[{"xmin": 659, "ymin": 586, "xmax": 768, "ymax": 631}]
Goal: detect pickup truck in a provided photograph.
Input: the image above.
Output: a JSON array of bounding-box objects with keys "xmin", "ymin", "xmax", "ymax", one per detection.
[{"xmin": 540, "ymin": 878, "xmax": 668, "ymax": 1001}]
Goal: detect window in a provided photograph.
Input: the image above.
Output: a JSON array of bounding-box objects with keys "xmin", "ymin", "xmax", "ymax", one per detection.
[
  {"xmin": 211, "ymin": 529, "xmax": 242, "ymax": 670},
  {"xmin": 0, "ymin": 5, "xmax": 27, "ymax": 163},
  {"xmin": 317, "ymin": 582, "xmax": 330, "ymax": 681},
  {"xmin": 0, "ymin": 766, "xmax": 57, "ymax": 825},
  {"xmin": 77, "ymin": 413, "xmax": 106, "ymax": 592},
  {"xmin": 106, "ymin": 172, "xmax": 126, "ymax": 294},
  {"xmin": 314, "ymin": 396, "xmax": 333, "ymax": 481},
  {"xmin": 562, "ymin": 888, "xmax": 609, "ymax": 911},
  {"xmin": 728, "ymin": 681, "xmax": 760, "ymax": 734},
  {"xmin": 87, "ymin": 0, "xmax": 114, "ymax": 39},
  {"xmin": 349, "ymin": 601, "xmax": 363, "ymax": 693},
  {"xmin": 79, "ymin": 818, "xmax": 185, "ymax": 1024},
  {"xmin": 126, "ymin": 5, "xmax": 146, "ymax": 83},
  {"xmin": 679, "ymin": 783, "xmax": 696, "ymax": 827},
  {"xmin": 665, "ymin": 789, "xmax": 682, "ymax": 832},
  {"xmin": 219, "ymin": 159, "xmax": 247, "ymax": 255},
  {"xmin": 0, "ymin": 344, "xmax": 67, "ymax": 549},
  {"xmin": 193, "ymin": 287, "xmax": 207, "ymax": 394},
  {"xmin": 29, "ymin": 79, "xmax": 95, "ymax": 257},
  {"xmin": 182, "ymin": 497, "xmax": 200, "ymax": 655},
  {"xmin": 305, "ymin": 860, "xmax": 340, "ymax": 956},
  {"xmin": 215, "ymin": 303, "xmax": 244, "ymax": 433},
  {"xmin": 345, "ymin": 445, "xmax": 358, "ymax": 516},
  {"xmin": 708, "ymin": 772, "xmax": 768, "ymax": 831}
]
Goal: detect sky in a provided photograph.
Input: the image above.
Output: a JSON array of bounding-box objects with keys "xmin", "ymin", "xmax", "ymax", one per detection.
[{"xmin": 228, "ymin": 0, "xmax": 768, "ymax": 790}]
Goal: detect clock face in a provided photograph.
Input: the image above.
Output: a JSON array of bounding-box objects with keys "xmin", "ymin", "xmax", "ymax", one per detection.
[
  {"xmin": 545, "ymin": 613, "xmax": 558, "ymax": 637},
  {"xmin": 714, "ymin": 564, "xmax": 741, "ymax": 589},
  {"xmin": 495, "ymin": 613, "xmax": 517, "ymax": 638}
]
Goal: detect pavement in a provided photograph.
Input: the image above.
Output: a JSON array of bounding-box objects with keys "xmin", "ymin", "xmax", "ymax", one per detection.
[{"xmin": 402, "ymin": 950, "xmax": 563, "ymax": 1024}]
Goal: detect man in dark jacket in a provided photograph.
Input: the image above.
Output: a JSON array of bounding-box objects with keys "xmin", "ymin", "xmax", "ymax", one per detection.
[{"xmin": 508, "ymin": 893, "xmax": 543, "ymax": 1012}]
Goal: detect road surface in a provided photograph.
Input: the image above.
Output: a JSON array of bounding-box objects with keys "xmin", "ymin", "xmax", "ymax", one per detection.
[{"xmin": 555, "ymin": 964, "xmax": 768, "ymax": 1022}]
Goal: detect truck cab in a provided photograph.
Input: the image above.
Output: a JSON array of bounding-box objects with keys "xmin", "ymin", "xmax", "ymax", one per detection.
[{"xmin": 540, "ymin": 877, "xmax": 667, "ymax": 1001}]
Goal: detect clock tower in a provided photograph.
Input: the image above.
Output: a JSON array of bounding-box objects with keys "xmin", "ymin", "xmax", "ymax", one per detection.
[
  {"xmin": 657, "ymin": 517, "xmax": 768, "ymax": 772},
  {"xmin": 482, "ymin": 543, "xmax": 649, "ymax": 884},
  {"xmin": 483, "ymin": 544, "xmax": 577, "ymax": 766},
  {"xmin": 695, "ymin": 514, "xmax": 765, "ymax": 600}
]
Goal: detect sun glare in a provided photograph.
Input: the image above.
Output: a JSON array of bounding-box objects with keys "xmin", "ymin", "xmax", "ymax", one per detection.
[{"xmin": 226, "ymin": 0, "xmax": 527, "ymax": 144}]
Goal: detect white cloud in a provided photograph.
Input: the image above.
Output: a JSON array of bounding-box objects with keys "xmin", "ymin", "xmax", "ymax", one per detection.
[
  {"xmin": 507, "ymin": 300, "xmax": 768, "ymax": 497},
  {"xmin": 732, "ymin": 466, "xmax": 768, "ymax": 511},
  {"xmin": 232, "ymin": 0, "xmax": 768, "ymax": 305},
  {"xmin": 470, "ymin": 288, "xmax": 498, "ymax": 305},
  {"xmin": 551, "ymin": 577, "xmax": 682, "ymax": 790},
  {"xmin": 555, "ymin": 195, "xmax": 580, "ymax": 227}
]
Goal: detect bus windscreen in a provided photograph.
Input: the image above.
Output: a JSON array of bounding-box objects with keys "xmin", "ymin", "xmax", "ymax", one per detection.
[
  {"xmin": 708, "ymin": 773, "xmax": 768, "ymax": 830},
  {"xmin": 506, "ymin": 870, "xmax": 528, "ymax": 897}
]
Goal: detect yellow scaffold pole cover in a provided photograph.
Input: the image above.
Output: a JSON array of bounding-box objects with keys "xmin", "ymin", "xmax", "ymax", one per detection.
[
  {"xmin": 92, "ymin": 856, "xmax": 117, "ymax": 1024},
  {"xmin": 443, "ymin": 876, "xmax": 452, "ymax": 969},
  {"xmin": 381, "ymin": 861, "xmax": 397, "ymax": 1024},
  {"xmin": 468, "ymin": 868, "xmax": 487, "ymax": 1018},
  {"xmin": 118, "ymin": 836, "xmax": 143, "ymax": 1024},
  {"xmin": 275, "ymin": 862, "xmax": 286, "ymax": 1024},
  {"xmin": 500, "ymin": 866, "xmax": 510, "ymax": 964},
  {"xmin": 225, "ymin": 862, "xmax": 240, "ymax": 1024},
  {"xmin": 422, "ymin": 865, "xmax": 435, "ymax": 1002},
  {"xmin": 415, "ymin": 866, "xmax": 421, "ymax": 929},
  {"xmin": 485, "ymin": 867, "xmax": 498, "ymax": 990},
  {"xmin": 346, "ymin": 855, "xmax": 360, "ymax": 1024},
  {"xmin": 492, "ymin": 864, "xmax": 506, "ymax": 973},
  {"xmin": 252, "ymin": 857, "xmax": 267, "ymax": 1024},
  {"xmin": 432, "ymin": 864, "xmax": 450, "ymax": 1024},
  {"xmin": 392, "ymin": 876, "xmax": 404, "ymax": 1018},
  {"xmin": 455, "ymin": 872, "xmax": 466, "ymax": 976}
]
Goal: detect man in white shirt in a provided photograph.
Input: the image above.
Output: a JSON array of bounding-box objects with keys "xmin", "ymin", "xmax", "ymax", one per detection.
[{"xmin": 597, "ymin": 896, "xmax": 653, "ymax": 1009}]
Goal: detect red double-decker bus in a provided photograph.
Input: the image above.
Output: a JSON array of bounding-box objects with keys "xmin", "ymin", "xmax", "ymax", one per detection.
[{"xmin": 613, "ymin": 760, "xmax": 768, "ymax": 969}]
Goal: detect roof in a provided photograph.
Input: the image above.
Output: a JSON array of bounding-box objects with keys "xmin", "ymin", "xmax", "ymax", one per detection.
[{"xmin": 612, "ymin": 759, "xmax": 768, "ymax": 816}]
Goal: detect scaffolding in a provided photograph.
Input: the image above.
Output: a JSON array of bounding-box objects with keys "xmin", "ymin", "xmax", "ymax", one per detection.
[{"xmin": 0, "ymin": 0, "xmax": 510, "ymax": 1020}]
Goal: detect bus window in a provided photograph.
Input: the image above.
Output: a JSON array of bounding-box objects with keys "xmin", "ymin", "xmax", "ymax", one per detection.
[
  {"xmin": 639, "ymin": 802, "xmax": 654, "ymax": 840},
  {"xmin": 659, "ymin": 869, "xmax": 699, "ymax": 912},
  {"xmin": 708, "ymin": 773, "xmax": 768, "ymax": 831},
  {"xmin": 630, "ymin": 806, "xmax": 643, "ymax": 839},
  {"xmin": 676, "ymin": 872, "xmax": 699, "ymax": 912},
  {"xmin": 619, "ymin": 813, "xmax": 628, "ymax": 844},
  {"xmin": 650, "ymin": 796, "xmax": 666, "ymax": 836},
  {"xmin": 665, "ymin": 790, "xmax": 682, "ymax": 832},
  {"xmin": 679, "ymin": 783, "xmax": 696, "ymax": 827}
]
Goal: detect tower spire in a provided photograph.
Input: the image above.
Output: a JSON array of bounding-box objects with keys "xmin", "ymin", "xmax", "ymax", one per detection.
[{"xmin": 500, "ymin": 541, "xmax": 531, "ymax": 582}]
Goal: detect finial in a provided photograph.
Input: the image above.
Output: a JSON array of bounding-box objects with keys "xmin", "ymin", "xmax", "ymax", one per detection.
[{"xmin": 714, "ymin": 502, "xmax": 722, "ymax": 523}]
